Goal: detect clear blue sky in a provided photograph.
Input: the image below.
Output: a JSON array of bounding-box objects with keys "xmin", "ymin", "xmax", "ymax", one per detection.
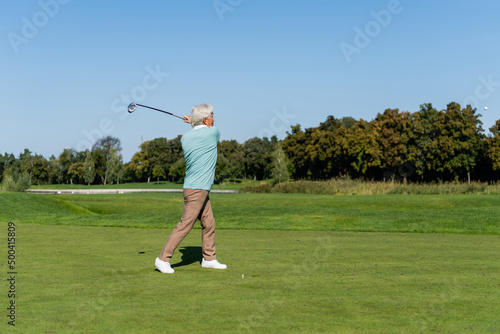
[{"xmin": 2, "ymin": 0, "xmax": 499, "ymax": 162}]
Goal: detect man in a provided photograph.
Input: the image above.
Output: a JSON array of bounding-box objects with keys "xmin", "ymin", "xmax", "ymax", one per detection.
[{"xmin": 155, "ymin": 104, "xmax": 227, "ymax": 274}]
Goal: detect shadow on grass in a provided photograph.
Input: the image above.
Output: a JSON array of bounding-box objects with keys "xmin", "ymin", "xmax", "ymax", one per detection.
[{"xmin": 171, "ymin": 246, "xmax": 202, "ymax": 268}]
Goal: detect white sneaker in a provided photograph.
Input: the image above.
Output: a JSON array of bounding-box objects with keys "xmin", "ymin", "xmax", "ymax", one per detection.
[
  {"xmin": 201, "ymin": 258, "xmax": 227, "ymax": 269},
  {"xmin": 155, "ymin": 257, "xmax": 174, "ymax": 274}
]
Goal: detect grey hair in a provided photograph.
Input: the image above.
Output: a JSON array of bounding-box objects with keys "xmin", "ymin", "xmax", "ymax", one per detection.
[{"xmin": 190, "ymin": 104, "xmax": 213, "ymax": 127}]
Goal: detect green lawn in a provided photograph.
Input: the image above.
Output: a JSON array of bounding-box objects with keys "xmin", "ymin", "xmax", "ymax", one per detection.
[
  {"xmin": 0, "ymin": 192, "xmax": 499, "ymax": 333},
  {"xmin": 1, "ymin": 192, "xmax": 499, "ymax": 234},
  {"xmin": 1, "ymin": 224, "xmax": 498, "ymax": 333}
]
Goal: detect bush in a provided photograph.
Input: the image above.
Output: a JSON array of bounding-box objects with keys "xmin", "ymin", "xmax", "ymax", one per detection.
[
  {"xmin": 240, "ymin": 177, "xmax": 500, "ymax": 195},
  {"xmin": 1, "ymin": 173, "xmax": 30, "ymax": 192}
]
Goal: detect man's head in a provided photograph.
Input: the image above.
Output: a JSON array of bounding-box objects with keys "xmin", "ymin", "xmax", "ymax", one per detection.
[{"xmin": 190, "ymin": 104, "xmax": 214, "ymax": 127}]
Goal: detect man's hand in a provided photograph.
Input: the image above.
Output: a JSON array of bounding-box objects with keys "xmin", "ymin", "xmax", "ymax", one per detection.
[{"xmin": 184, "ymin": 116, "xmax": 191, "ymax": 123}]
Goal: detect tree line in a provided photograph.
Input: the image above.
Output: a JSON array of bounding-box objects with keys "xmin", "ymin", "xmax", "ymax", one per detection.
[
  {"xmin": 0, "ymin": 136, "xmax": 125, "ymax": 189},
  {"xmin": 1, "ymin": 101, "xmax": 499, "ymax": 189},
  {"xmin": 0, "ymin": 133, "xmax": 287, "ymax": 188},
  {"xmin": 282, "ymin": 102, "xmax": 500, "ymax": 183},
  {"xmin": 126, "ymin": 135, "xmax": 289, "ymax": 184}
]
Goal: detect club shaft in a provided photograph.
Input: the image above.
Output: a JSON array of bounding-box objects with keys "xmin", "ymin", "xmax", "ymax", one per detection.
[{"xmin": 135, "ymin": 103, "xmax": 184, "ymax": 120}]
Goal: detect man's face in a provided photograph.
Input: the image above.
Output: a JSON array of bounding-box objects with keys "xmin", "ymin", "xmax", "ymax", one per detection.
[{"xmin": 203, "ymin": 112, "xmax": 214, "ymax": 127}]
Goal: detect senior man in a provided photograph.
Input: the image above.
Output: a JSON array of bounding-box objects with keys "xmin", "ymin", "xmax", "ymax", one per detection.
[{"xmin": 155, "ymin": 104, "xmax": 226, "ymax": 274}]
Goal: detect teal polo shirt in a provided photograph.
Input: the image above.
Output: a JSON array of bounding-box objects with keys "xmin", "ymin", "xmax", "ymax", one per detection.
[{"xmin": 181, "ymin": 126, "xmax": 220, "ymax": 191}]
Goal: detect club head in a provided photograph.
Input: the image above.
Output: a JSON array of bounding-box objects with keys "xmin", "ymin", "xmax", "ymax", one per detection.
[{"xmin": 128, "ymin": 103, "xmax": 137, "ymax": 113}]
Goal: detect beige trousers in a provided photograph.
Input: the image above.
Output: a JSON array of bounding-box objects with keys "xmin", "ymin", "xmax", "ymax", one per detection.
[{"xmin": 159, "ymin": 189, "xmax": 216, "ymax": 262}]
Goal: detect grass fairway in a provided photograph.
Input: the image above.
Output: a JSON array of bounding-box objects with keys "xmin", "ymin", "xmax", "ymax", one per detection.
[
  {"xmin": 2, "ymin": 223, "xmax": 499, "ymax": 333},
  {"xmin": 0, "ymin": 192, "xmax": 499, "ymax": 333},
  {"xmin": 1, "ymin": 192, "xmax": 499, "ymax": 234}
]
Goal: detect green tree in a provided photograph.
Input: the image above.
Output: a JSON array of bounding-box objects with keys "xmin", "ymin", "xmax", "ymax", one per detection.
[
  {"xmin": 434, "ymin": 103, "xmax": 484, "ymax": 182},
  {"xmin": 31, "ymin": 154, "xmax": 48, "ymax": 186},
  {"xmin": 1, "ymin": 152, "xmax": 30, "ymax": 191},
  {"xmin": 128, "ymin": 136, "xmax": 183, "ymax": 183},
  {"xmin": 68, "ymin": 162, "xmax": 85, "ymax": 184},
  {"xmin": 0, "ymin": 153, "xmax": 14, "ymax": 183},
  {"xmin": 341, "ymin": 116, "xmax": 358, "ymax": 129},
  {"xmin": 282, "ymin": 124, "xmax": 310, "ymax": 179},
  {"xmin": 105, "ymin": 148, "xmax": 123, "ymax": 184},
  {"xmin": 304, "ymin": 128, "xmax": 333, "ymax": 179},
  {"xmin": 92, "ymin": 136, "xmax": 122, "ymax": 160},
  {"xmin": 83, "ymin": 150, "xmax": 96, "ymax": 186},
  {"xmin": 343, "ymin": 119, "xmax": 381, "ymax": 178},
  {"xmin": 289, "ymin": 115, "xmax": 356, "ymax": 180},
  {"xmin": 19, "ymin": 149, "xmax": 34, "ymax": 185},
  {"xmin": 121, "ymin": 162, "xmax": 135, "ymax": 183},
  {"xmin": 58, "ymin": 148, "xmax": 77, "ymax": 184},
  {"xmin": 219, "ymin": 140, "xmax": 244, "ymax": 182},
  {"xmin": 47, "ymin": 155, "xmax": 62, "ymax": 184},
  {"xmin": 215, "ymin": 153, "xmax": 230, "ymax": 184},
  {"xmin": 92, "ymin": 136, "xmax": 122, "ymax": 184},
  {"xmin": 129, "ymin": 143, "xmax": 150, "ymax": 182},
  {"xmin": 271, "ymin": 144, "xmax": 291, "ymax": 184},
  {"xmin": 243, "ymin": 137, "xmax": 274, "ymax": 180},
  {"xmin": 169, "ymin": 158, "xmax": 186, "ymax": 182},
  {"xmin": 485, "ymin": 120, "xmax": 500, "ymax": 176},
  {"xmin": 152, "ymin": 164, "xmax": 166, "ymax": 184},
  {"xmin": 372, "ymin": 109, "xmax": 412, "ymax": 182},
  {"xmin": 3, "ymin": 153, "xmax": 17, "ymax": 171},
  {"xmin": 405, "ymin": 103, "xmax": 440, "ymax": 182}
]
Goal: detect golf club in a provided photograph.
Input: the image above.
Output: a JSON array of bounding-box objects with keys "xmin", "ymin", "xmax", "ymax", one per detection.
[{"xmin": 128, "ymin": 102, "xmax": 186, "ymax": 120}]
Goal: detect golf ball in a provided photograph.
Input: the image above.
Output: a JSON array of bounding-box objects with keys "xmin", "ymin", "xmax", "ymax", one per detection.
[{"xmin": 484, "ymin": 106, "xmax": 488, "ymax": 110}]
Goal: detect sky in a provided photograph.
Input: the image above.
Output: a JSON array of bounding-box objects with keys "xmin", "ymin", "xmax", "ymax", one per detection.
[{"xmin": 1, "ymin": 0, "xmax": 500, "ymax": 162}]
